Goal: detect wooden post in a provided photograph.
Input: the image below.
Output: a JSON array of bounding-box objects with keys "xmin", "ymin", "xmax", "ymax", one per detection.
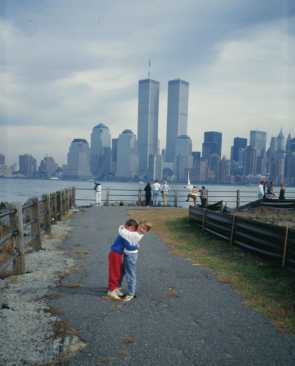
[
  {"xmin": 71, "ymin": 187, "xmax": 76, "ymax": 208},
  {"xmin": 42, "ymin": 194, "xmax": 51, "ymax": 234},
  {"xmin": 236, "ymin": 189, "xmax": 240, "ymax": 209},
  {"xmin": 64, "ymin": 189, "xmax": 69, "ymax": 213},
  {"xmin": 281, "ymin": 226, "xmax": 289, "ymax": 268},
  {"xmin": 202, "ymin": 209, "xmax": 207, "ymax": 229},
  {"xmin": 230, "ymin": 215, "xmax": 236, "ymax": 245},
  {"xmin": 51, "ymin": 192, "xmax": 57, "ymax": 222},
  {"xmin": 174, "ymin": 190, "xmax": 178, "ymax": 208},
  {"xmin": 31, "ymin": 198, "xmax": 42, "ymax": 250},
  {"xmin": 106, "ymin": 187, "xmax": 110, "ymax": 206},
  {"xmin": 10, "ymin": 204, "xmax": 25, "ymax": 274},
  {"xmin": 56, "ymin": 191, "xmax": 62, "ymax": 220}
]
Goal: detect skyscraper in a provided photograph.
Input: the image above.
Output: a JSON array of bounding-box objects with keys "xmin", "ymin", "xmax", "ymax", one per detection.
[
  {"xmin": 116, "ymin": 130, "xmax": 138, "ymax": 179},
  {"xmin": 65, "ymin": 139, "xmax": 91, "ymax": 179},
  {"xmin": 90, "ymin": 123, "xmax": 112, "ymax": 178},
  {"xmin": 250, "ymin": 130, "xmax": 267, "ymax": 157},
  {"xmin": 137, "ymin": 79, "xmax": 160, "ymax": 175},
  {"xmin": 175, "ymin": 135, "xmax": 192, "ymax": 182},
  {"xmin": 202, "ymin": 131, "xmax": 222, "ymax": 159},
  {"xmin": 165, "ymin": 79, "xmax": 189, "ymax": 162},
  {"xmin": 0, "ymin": 153, "xmax": 5, "ymax": 166},
  {"xmin": 19, "ymin": 154, "xmax": 37, "ymax": 177}
]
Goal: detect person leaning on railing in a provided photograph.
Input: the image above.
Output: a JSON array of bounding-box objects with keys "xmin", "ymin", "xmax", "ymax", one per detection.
[
  {"xmin": 160, "ymin": 181, "xmax": 169, "ymax": 207},
  {"xmin": 199, "ymin": 186, "xmax": 208, "ymax": 207},
  {"xmin": 186, "ymin": 186, "xmax": 199, "ymax": 206}
]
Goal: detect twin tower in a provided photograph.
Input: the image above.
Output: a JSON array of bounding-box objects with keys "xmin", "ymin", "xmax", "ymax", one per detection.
[{"xmin": 137, "ymin": 78, "xmax": 189, "ymax": 175}]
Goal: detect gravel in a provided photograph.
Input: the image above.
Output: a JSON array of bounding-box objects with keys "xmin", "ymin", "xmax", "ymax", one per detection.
[{"xmin": 0, "ymin": 216, "xmax": 84, "ymax": 365}]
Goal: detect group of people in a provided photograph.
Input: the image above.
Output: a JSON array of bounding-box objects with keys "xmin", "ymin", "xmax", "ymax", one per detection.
[
  {"xmin": 143, "ymin": 180, "xmax": 170, "ymax": 207},
  {"xmin": 257, "ymin": 180, "xmax": 286, "ymax": 200},
  {"xmin": 107, "ymin": 218, "xmax": 152, "ymax": 302},
  {"xmin": 186, "ymin": 185, "xmax": 208, "ymax": 207}
]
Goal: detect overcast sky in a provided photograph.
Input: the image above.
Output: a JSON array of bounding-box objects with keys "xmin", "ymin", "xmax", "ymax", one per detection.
[{"xmin": 1, "ymin": 0, "xmax": 295, "ymax": 165}]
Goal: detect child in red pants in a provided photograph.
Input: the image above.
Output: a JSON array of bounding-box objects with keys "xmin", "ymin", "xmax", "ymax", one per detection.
[{"xmin": 107, "ymin": 219, "xmax": 138, "ymax": 300}]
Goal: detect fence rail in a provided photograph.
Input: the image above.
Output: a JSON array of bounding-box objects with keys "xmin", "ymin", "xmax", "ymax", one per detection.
[
  {"xmin": 0, "ymin": 187, "xmax": 76, "ymax": 275},
  {"xmin": 189, "ymin": 206, "xmax": 295, "ymax": 271}
]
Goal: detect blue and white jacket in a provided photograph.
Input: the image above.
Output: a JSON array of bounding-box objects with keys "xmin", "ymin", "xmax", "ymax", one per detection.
[{"xmin": 110, "ymin": 225, "xmax": 143, "ymax": 255}]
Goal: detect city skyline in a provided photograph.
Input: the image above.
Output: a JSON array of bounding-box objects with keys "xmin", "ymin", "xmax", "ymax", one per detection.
[{"xmin": 1, "ymin": 1, "xmax": 294, "ymax": 165}]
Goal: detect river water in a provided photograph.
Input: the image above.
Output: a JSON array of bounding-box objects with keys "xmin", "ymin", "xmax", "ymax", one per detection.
[{"xmin": 0, "ymin": 178, "xmax": 294, "ymax": 208}]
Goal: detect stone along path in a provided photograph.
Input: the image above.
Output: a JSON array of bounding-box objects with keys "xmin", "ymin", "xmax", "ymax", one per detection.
[{"xmin": 51, "ymin": 206, "xmax": 295, "ymax": 366}]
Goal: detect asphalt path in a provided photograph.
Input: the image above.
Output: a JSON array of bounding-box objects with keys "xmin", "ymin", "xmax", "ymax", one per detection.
[{"xmin": 51, "ymin": 206, "xmax": 295, "ymax": 366}]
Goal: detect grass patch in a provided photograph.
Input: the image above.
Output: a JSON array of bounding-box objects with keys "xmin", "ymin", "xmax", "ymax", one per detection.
[{"xmin": 129, "ymin": 208, "xmax": 295, "ymax": 334}]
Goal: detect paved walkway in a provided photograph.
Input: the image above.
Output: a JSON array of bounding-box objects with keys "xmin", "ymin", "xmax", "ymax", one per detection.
[{"xmin": 52, "ymin": 206, "xmax": 295, "ymax": 366}]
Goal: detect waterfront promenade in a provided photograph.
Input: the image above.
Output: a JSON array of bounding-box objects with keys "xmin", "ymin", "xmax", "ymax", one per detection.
[{"xmin": 51, "ymin": 206, "xmax": 295, "ymax": 365}]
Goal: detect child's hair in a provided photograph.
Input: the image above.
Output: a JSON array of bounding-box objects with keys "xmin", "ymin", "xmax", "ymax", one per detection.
[
  {"xmin": 139, "ymin": 221, "xmax": 152, "ymax": 231},
  {"xmin": 125, "ymin": 219, "xmax": 138, "ymax": 227}
]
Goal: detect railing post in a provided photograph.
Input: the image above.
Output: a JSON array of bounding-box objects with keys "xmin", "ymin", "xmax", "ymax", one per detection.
[
  {"xmin": 51, "ymin": 192, "xmax": 57, "ymax": 222},
  {"xmin": 174, "ymin": 190, "xmax": 178, "ymax": 207},
  {"xmin": 230, "ymin": 215, "xmax": 236, "ymax": 245},
  {"xmin": 236, "ymin": 189, "xmax": 240, "ymax": 209},
  {"xmin": 31, "ymin": 197, "xmax": 42, "ymax": 250},
  {"xmin": 10, "ymin": 203, "xmax": 25, "ymax": 274},
  {"xmin": 138, "ymin": 189, "xmax": 142, "ymax": 206},
  {"xmin": 282, "ymin": 226, "xmax": 289, "ymax": 268},
  {"xmin": 64, "ymin": 189, "xmax": 69, "ymax": 214},
  {"xmin": 106, "ymin": 187, "xmax": 110, "ymax": 206},
  {"xmin": 42, "ymin": 194, "xmax": 51, "ymax": 234}
]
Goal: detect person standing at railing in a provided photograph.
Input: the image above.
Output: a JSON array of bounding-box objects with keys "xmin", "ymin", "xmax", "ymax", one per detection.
[
  {"xmin": 186, "ymin": 185, "xmax": 199, "ymax": 206},
  {"xmin": 152, "ymin": 180, "xmax": 161, "ymax": 206},
  {"xmin": 94, "ymin": 182, "xmax": 102, "ymax": 207},
  {"xmin": 257, "ymin": 181, "xmax": 264, "ymax": 200},
  {"xmin": 279, "ymin": 183, "xmax": 286, "ymax": 200},
  {"xmin": 199, "ymin": 186, "xmax": 208, "ymax": 207},
  {"xmin": 144, "ymin": 182, "xmax": 152, "ymax": 206},
  {"xmin": 161, "ymin": 181, "xmax": 169, "ymax": 207}
]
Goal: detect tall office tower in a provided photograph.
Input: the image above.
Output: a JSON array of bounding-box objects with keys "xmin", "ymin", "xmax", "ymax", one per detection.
[
  {"xmin": 285, "ymin": 138, "xmax": 295, "ymax": 185},
  {"xmin": 111, "ymin": 138, "xmax": 118, "ymax": 175},
  {"xmin": 230, "ymin": 137, "xmax": 247, "ymax": 176},
  {"xmin": 250, "ymin": 130, "xmax": 266, "ymax": 157},
  {"xmin": 38, "ymin": 156, "xmax": 59, "ymax": 178},
  {"xmin": 202, "ymin": 131, "xmax": 222, "ymax": 159},
  {"xmin": 90, "ymin": 123, "xmax": 112, "ymax": 179},
  {"xmin": 65, "ymin": 139, "xmax": 91, "ymax": 179},
  {"xmin": 0, "ymin": 153, "xmax": 5, "ymax": 166},
  {"xmin": 243, "ymin": 146, "xmax": 256, "ymax": 176},
  {"xmin": 165, "ymin": 79, "xmax": 189, "ymax": 162},
  {"xmin": 116, "ymin": 130, "xmax": 138, "ymax": 179},
  {"xmin": 137, "ymin": 79, "xmax": 160, "ymax": 175},
  {"xmin": 191, "ymin": 151, "xmax": 201, "ymax": 182},
  {"xmin": 175, "ymin": 135, "xmax": 192, "ymax": 182},
  {"xmin": 276, "ymin": 129, "xmax": 285, "ymax": 152},
  {"xmin": 19, "ymin": 154, "xmax": 37, "ymax": 177},
  {"xmin": 286, "ymin": 133, "xmax": 292, "ymax": 152},
  {"xmin": 219, "ymin": 157, "xmax": 231, "ymax": 184}
]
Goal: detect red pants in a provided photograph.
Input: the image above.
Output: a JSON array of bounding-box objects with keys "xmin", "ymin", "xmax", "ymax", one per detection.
[{"xmin": 108, "ymin": 251, "xmax": 123, "ymax": 291}]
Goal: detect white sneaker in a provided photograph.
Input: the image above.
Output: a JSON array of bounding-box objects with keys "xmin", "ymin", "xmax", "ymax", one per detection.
[
  {"xmin": 123, "ymin": 294, "xmax": 135, "ymax": 302},
  {"xmin": 107, "ymin": 290, "xmax": 121, "ymax": 300},
  {"xmin": 115, "ymin": 288, "xmax": 124, "ymax": 297}
]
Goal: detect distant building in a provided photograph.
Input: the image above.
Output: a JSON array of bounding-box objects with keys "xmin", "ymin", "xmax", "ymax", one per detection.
[
  {"xmin": 191, "ymin": 151, "xmax": 201, "ymax": 182},
  {"xmin": 219, "ymin": 157, "xmax": 231, "ymax": 184},
  {"xmin": 111, "ymin": 138, "xmax": 118, "ymax": 175},
  {"xmin": 116, "ymin": 130, "xmax": 138, "ymax": 179},
  {"xmin": 175, "ymin": 135, "xmax": 192, "ymax": 182},
  {"xmin": 90, "ymin": 123, "xmax": 112, "ymax": 179},
  {"xmin": 137, "ymin": 79, "xmax": 160, "ymax": 175},
  {"xmin": 230, "ymin": 137, "xmax": 247, "ymax": 176},
  {"xmin": 165, "ymin": 79, "xmax": 189, "ymax": 162},
  {"xmin": 285, "ymin": 137, "xmax": 295, "ymax": 185},
  {"xmin": 250, "ymin": 130, "xmax": 266, "ymax": 158},
  {"xmin": 243, "ymin": 146, "xmax": 256, "ymax": 176},
  {"xmin": 38, "ymin": 156, "xmax": 59, "ymax": 178},
  {"xmin": 19, "ymin": 154, "xmax": 37, "ymax": 177},
  {"xmin": 65, "ymin": 139, "xmax": 91, "ymax": 179},
  {"xmin": 202, "ymin": 131, "xmax": 222, "ymax": 159},
  {"xmin": 0, "ymin": 153, "xmax": 5, "ymax": 166}
]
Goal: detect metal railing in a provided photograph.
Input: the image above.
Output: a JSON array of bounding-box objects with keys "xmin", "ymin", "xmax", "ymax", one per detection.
[
  {"xmin": 75, "ymin": 186, "xmax": 295, "ymax": 208},
  {"xmin": 0, "ymin": 187, "xmax": 76, "ymax": 275}
]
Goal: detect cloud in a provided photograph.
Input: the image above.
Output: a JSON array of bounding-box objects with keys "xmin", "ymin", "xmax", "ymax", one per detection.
[{"xmin": 0, "ymin": 0, "xmax": 295, "ymax": 165}]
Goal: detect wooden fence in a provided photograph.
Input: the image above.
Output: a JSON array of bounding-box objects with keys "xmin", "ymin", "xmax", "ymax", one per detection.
[
  {"xmin": 189, "ymin": 206, "xmax": 295, "ymax": 271},
  {"xmin": 0, "ymin": 187, "xmax": 76, "ymax": 276}
]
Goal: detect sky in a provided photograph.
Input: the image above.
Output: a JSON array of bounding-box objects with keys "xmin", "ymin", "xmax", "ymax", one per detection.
[{"xmin": 1, "ymin": 0, "xmax": 295, "ymax": 166}]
